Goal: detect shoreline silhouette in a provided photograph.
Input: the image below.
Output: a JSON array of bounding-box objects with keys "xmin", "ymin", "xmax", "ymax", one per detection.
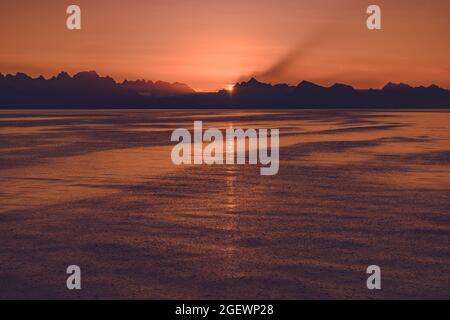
[{"xmin": 0, "ymin": 71, "xmax": 449, "ymax": 108}]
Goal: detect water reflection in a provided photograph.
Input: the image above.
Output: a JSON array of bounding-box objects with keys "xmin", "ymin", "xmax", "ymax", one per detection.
[
  {"xmin": 225, "ymin": 166, "xmax": 238, "ymax": 213},
  {"xmin": 0, "ymin": 109, "xmax": 449, "ymax": 299}
]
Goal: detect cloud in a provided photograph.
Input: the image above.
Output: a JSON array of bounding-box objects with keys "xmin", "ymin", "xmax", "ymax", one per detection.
[
  {"xmin": 254, "ymin": 37, "xmax": 319, "ymax": 81},
  {"xmin": 248, "ymin": 23, "xmax": 347, "ymax": 83}
]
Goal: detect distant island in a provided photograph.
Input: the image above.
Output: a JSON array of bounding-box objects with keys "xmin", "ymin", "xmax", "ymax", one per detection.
[{"xmin": 1, "ymin": 71, "xmax": 449, "ymax": 108}]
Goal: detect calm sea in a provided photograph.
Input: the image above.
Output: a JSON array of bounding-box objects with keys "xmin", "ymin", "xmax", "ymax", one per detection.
[{"xmin": 0, "ymin": 109, "xmax": 449, "ymax": 299}]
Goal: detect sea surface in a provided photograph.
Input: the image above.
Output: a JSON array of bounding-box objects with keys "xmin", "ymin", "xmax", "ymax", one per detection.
[{"xmin": 0, "ymin": 109, "xmax": 449, "ymax": 299}]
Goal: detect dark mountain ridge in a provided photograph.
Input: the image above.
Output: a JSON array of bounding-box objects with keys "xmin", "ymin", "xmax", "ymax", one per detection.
[
  {"xmin": 0, "ymin": 71, "xmax": 195, "ymax": 107},
  {"xmin": 218, "ymin": 78, "xmax": 450, "ymax": 108},
  {"xmin": 0, "ymin": 71, "xmax": 449, "ymax": 108}
]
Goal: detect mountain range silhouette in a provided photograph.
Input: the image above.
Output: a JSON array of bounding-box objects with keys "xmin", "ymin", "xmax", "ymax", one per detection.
[{"xmin": 0, "ymin": 71, "xmax": 449, "ymax": 108}]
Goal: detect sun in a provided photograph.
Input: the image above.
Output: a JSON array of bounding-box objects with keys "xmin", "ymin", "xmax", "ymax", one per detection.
[{"xmin": 226, "ymin": 85, "xmax": 234, "ymax": 93}]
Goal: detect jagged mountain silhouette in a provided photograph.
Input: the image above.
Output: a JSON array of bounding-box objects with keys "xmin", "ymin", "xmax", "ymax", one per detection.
[{"xmin": 0, "ymin": 71, "xmax": 449, "ymax": 108}]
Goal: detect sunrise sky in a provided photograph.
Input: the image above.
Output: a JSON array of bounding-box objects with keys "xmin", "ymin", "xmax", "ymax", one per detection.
[{"xmin": 0, "ymin": 0, "xmax": 449, "ymax": 91}]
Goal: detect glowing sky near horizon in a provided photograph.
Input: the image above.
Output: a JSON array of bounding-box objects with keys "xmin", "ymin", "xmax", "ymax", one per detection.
[{"xmin": 0, "ymin": 0, "xmax": 449, "ymax": 91}]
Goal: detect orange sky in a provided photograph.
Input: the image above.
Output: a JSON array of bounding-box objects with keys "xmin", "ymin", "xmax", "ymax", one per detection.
[{"xmin": 0, "ymin": 0, "xmax": 449, "ymax": 91}]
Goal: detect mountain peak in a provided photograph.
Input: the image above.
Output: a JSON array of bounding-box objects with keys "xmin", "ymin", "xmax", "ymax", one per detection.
[
  {"xmin": 297, "ymin": 80, "xmax": 323, "ymax": 89},
  {"xmin": 329, "ymin": 83, "xmax": 355, "ymax": 92},
  {"xmin": 383, "ymin": 82, "xmax": 413, "ymax": 90},
  {"xmin": 237, "ymin": 77, "xmax": 270, "ymax": 88},
  {"xmin": 15, "ymin": 72, "xmax": 32, "ymax": 80},
  {"xmin": 330, "ymin": 83, "xmax": 354, "ymax": 90},
  {"xmin": 247, "ymin": 77, "xmax": 260, "ymax": 84},
  {"xmin": 298, "ymin": 80, "xmax": 315, "ymax": 86},
  {"xmin": 74, "ymin": 70, "xmax": 100, "ymax": 80},
  {"xmin": 427, "ymin": 84, "xmax": 444, "ymax": 90},
  {"xmin": 295, "ymin": 80, "xmax": 327, "ymax": 94},
  {"xmin": 56, "ymin": 71, "xmax": 71, "ymax": 81}
]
